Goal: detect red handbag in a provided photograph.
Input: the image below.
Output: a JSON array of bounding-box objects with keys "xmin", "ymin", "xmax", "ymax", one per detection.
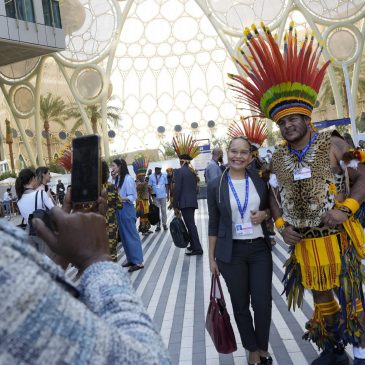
[{"xmin": 205, "ymin": 274, "xmax": 237, "ymax": 354}]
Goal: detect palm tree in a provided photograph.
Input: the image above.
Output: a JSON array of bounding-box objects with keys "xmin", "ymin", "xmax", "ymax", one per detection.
[
  {"xmin": 40, "ymin": 93, "xmax": 68, "ymax": 163},
  {"xmin": 161, "ymin": 142, "xmax": 177, "ymax": 160},
  {"xmin": 67, "ymin": 103, "xmax": 122, "ymax": 134}
]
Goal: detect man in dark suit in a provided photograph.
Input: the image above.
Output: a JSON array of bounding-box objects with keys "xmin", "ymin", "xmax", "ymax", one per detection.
[{"xmin": 173, "ymin": 161, "xmax": 203, "ymax": 255}]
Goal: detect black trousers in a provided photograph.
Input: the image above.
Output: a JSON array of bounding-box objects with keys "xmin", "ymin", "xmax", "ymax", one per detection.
[
  {"xmin": 181, "ymin": 207, "xmax": 202, "ymax": 252},
  {"xmin": 217, "ymin": 238, "xmax": 272, "ymax": 352}
]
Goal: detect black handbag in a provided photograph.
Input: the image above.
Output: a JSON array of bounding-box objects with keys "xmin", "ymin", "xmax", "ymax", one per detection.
[
  {"xmin": 28, "ymin": 191, "xmax": 50, "ymax": 236},
  {"xmin": 148, "ymin": 203, "xmax": 160, "ymax": 225},
  {"xmin": 169, "ymin": 216, "xmax": 190, "ymax": 248}
]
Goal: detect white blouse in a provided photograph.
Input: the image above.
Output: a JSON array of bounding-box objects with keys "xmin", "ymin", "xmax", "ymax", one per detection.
[
  {"xmin": 229, "ymin": 177, "xmax": 264, "ymax": 240},
  {"xmin": 17, "ymin": 190, "xmax": 54, "ymax": 223}
]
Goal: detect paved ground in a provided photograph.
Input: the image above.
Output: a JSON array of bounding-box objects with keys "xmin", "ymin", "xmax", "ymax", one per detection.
[{"xmin": 10, "ymin": 201, "xmax": 357, "ymax": 365}]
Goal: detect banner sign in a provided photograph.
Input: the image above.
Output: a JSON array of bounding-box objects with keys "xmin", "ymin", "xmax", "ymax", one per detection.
[{"xmin": 313, "ymin": 118, "xmax": 351, "ymax": 129}]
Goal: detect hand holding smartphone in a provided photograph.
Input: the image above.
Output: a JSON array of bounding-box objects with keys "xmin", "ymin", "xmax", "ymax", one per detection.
[{"xmin": 71, "ymin": 135, "xmax": 101, "ymax": 206}]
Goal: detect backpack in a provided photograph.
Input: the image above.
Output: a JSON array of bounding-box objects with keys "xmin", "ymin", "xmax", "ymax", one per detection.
[
  {"xmin": 170, "ymin": 217, "xmax": 190, "ymax": 248},
  {"xmin": 28, "ymin": 191, "xmax": 50, "ymax": 236}
]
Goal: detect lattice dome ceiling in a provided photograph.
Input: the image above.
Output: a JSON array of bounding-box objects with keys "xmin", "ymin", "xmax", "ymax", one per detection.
[
  {"xmin": 112, "ymin": 0, "xmax": 239, "ymax": 152},
  {"xmin": 1, "ymin": 0, "xmax": 365, "ymax": 164}
]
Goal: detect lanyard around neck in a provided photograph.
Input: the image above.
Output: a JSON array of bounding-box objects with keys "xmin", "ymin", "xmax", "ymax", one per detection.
[
  {"xmin": 289, "ymin": 133, "xmax": 318, "ymax": 162},
  {"xmin": 155, "ymin": 173, "xmax": 161, "ymax": 185},
  {"xmin": 227, "ymin": 174, "xmax": 249, "ymax": 220}
]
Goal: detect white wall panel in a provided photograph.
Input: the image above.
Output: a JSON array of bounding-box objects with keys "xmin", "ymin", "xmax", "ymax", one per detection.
[
  {"xmin": 7, "ymin": 18, "xmax": 19, "ymax": 41},
  {"xmin": 0, "ymin": 16, "xmax": 9, "ymax": 39},
  {"xmin": 18, "ymin": 21, "xmax": 39, "ymax": 44},
  {"xmin": 0, "ymin": 0, "xmax": 6, "ymax": 17}
]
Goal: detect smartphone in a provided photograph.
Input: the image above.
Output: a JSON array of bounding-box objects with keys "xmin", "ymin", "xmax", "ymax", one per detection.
[{"xmin": 71, "ymin": 135, "xmax": 101, "ymax": 204}]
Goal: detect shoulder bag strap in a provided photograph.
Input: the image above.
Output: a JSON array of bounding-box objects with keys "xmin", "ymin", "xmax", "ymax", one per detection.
[
  {"xmin": 40, "ymin": 190, "xmax": 46, "ymax": 210},
  {"xmin": 210, "ymin": 274, "xmax": 215, "ymax": 300},
  {"xmin": 34, "ymin": 191, "xmax": 39, "ymax": 211},
  {"xmin": 215, "ymin": 274, "xmax": 226, "ymax": 305}
]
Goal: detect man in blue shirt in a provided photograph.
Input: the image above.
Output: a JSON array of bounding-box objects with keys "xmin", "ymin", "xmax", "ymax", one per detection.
[{"xmin": 148, "ymin": 166, "xmax": 169, "ymax": 232}]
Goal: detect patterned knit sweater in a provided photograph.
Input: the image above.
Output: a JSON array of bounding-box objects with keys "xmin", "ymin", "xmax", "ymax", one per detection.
[{"xmin": 0, "ymin": 220, "xmax": 171, "ymax": 365}]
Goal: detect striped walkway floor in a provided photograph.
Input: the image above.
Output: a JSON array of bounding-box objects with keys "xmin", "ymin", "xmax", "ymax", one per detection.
[{"xmin": 71, "ymin": 200, "xmax": 356, "ymax": 365}]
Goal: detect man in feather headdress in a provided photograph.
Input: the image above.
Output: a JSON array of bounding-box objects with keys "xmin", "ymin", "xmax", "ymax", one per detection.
[
  {"xmin": 228, "ymin": 22, "xmax": 365, "ymax": 365},
  {"xmin": 133, "ymin": 157, "xmax": 152, "ymax": 236},
  {"xmin": 172, "ymin": 134, "xmax": 203, "ymax": 256}
]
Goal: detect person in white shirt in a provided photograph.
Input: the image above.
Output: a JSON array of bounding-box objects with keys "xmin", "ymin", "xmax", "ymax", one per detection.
[
  {"xmin": 35, "ymin": 166, "xmax": 56, "ymax": 204},
  {"xmin": 3, "ymin": 188, "xmax": 12, "ymax": 220},
  {"xmin": 148, "ymin": 166, "xmax": 169, "ymax": 232},
  {"xmin": 207, "ymin": 136, "xmax": 273, "ymax": 365},
  {"xmin": 15, "ymin": 169, "xmax": 54, "ymax": 253}
]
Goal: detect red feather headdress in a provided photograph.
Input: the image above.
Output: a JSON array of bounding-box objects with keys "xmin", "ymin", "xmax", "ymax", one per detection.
[
  {"xmin": 57, "ymin": 146, "xmax": 72, "ymax": 172},
  {"xmin": 228, "ymin": 117, "xmax": 267, "ymax": 147},
  {"xmin": 227, "ymin": 22, "xmax": 331, "ymax": 123}
]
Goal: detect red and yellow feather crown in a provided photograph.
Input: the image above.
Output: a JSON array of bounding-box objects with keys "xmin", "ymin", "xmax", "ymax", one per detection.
[
  {"xmin": 228, "ymin": 22, "xmax": 331, "ymax": 123},
  {"xmin": 228, "ymin": 117, "xmax": 267, "ymax": 148},
  {"xmin": 172, "ymin": 134, "xmax": 200, "ymax": 161}
]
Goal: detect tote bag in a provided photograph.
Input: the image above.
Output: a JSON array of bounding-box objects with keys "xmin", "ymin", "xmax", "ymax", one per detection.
[
  {"xmin": 148, "ymin": 203, "xmax": 160, "ymax": 225},
  {"xmin": 205, "ymin": 274, "xmax": 237, "ymax": 354}
]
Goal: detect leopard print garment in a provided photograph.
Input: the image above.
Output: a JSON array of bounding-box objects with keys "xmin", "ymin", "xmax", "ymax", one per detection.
[{"xmin": 272, "ymin": 131, "xmax": 344, "ymax": 233}]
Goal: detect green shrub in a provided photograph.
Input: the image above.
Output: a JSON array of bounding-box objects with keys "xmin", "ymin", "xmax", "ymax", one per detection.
[
  {"xmin": 0, "ymin": 171, "xmax": 16, "ymax": 180},
  {"xmin": 48, "ymin": 162, "xmax": 66, "ymax": 174}
]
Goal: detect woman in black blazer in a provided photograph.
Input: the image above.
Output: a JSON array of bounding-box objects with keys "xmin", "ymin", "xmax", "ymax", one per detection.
[{"xmin": 207, "ymin": 136, "xmax": 273, "ymax": 365}]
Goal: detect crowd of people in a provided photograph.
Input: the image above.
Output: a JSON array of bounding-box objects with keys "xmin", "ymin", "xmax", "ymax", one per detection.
[{"xmin": 3, "ymin": 22, "xmax": 365, "ymax": 365}]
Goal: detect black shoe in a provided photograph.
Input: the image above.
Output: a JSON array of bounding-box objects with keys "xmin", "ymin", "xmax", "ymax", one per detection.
[
  {"xmin": 155, "ymin": 226, "xmax": 161, "ymax": 232},
  {"xmin": 163, "ymin": 225, "xmax": 168, "ymax": 231},
  {"xmin": 311, "ymin": 348, "xmax": 349, "ymax": 365},
  {"xmin": 128, "ymin": 264, "xmax": 144, "ymax": 273},
  {"xmin": 122, "ymin": 262, "xmax": 133, "ymax": 267},
  {"xmin": 185, "ymin": 246, "xmax": 192, "ymax": 254},
  {"xmin": 260, "ymin": 355, "xmax": 273, "ymax": 365},
  {"xmin": 185, "ymin": 250, "xmax": 203, "ymax": 256}
]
